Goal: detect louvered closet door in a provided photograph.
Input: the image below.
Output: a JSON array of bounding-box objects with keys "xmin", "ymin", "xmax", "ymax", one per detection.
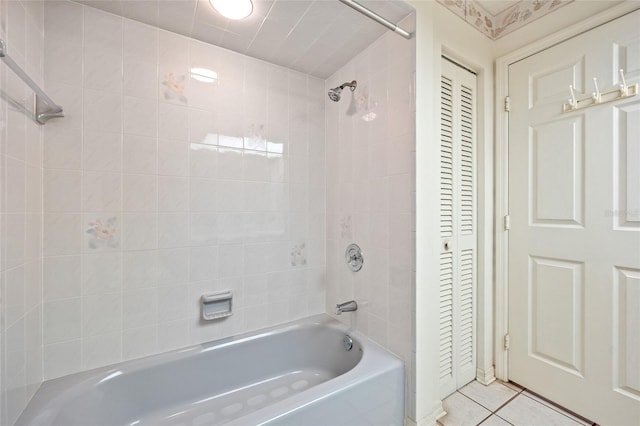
[{"xmin": 439, "ymin": 58, "xmax": 477, "ymax": 399}]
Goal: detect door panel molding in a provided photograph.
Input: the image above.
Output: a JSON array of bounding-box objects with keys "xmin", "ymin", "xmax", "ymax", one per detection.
[
  {"xmin": 528, "ymin": 256, "xmax": 584, "ymax": 376},
  {"xmin": 529, "ymin": 116, "xmax": 585, "ymax": 227},
  {"xmin": 613, "ymin": 101, "xmax": 640, "ymax": 230},
  {"xmin": 612, "ymin": 266, "xmax": 640, "ymax": 401}
]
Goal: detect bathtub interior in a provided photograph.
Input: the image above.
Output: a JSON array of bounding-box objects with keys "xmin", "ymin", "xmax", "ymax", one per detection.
[{"xmin": 21, "ymin": 321, "xmax": 367, "ymax": 426}]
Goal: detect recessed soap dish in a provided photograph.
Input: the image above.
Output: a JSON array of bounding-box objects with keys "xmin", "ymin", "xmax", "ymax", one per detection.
[{"xmin": 201, "ymin": 290, "xmax": 233, "ymax": 320}]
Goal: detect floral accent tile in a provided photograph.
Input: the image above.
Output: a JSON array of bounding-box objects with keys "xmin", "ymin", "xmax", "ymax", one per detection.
[
  {"xmin": 244, "ymin": 123, "xmax": 267, "ymax": 151},
  {"xmin": 491, "ymin": 0, "xmax": 574, "ymax": 40},
  {"xmin": 290, "ymin": 242, "xmax": 307, "ymax": 267},
  {"xmin": 161, "ymin": 72, "xmax": 188, "ymax": 104},
  {"xmin": 354, "ymin": 86, "xmax": 379, "ymax": 122},
  {"xmin": 86, "ymin": 216, "xmax": 119, "ymax": 250},
  {"xmin": 438, "ymin": 0, "xmax": 575, "ymax": 40},
  {"xmin": 467, "ymin": 0, "xmax": 495, "ymax": 39},
  {"xmin": 340, "ymin": 215, "xmax": 352, "ymax": 239},
  {"xmin": 437, "ymin": 0, "xmax": 466, "ymax": 20}
]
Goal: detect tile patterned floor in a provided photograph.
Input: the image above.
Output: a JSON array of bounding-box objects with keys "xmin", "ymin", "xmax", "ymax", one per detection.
[{"xmin": 438, "ymin": 380, "xmax": 596, "ymax": 426}]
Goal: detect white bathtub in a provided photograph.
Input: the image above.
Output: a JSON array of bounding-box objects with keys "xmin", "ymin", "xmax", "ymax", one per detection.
[{"xmin": 17, "ymin": 314, "xmax": 405, "ymax": 426}]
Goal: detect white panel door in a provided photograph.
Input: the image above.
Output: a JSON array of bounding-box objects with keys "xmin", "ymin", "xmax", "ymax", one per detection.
[
  {"xmin": 439, "ymin": 58, "xmax": 477, "ymax": 398},
  {"xmin": 508, "ymin": 10, "xmax": 640, "ymax": 425}
]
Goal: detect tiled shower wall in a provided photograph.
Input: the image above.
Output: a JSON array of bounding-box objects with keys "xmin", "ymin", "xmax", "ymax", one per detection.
[
  {"xmin": 0, "ymin": 0, "xmax": 45, "ymax": 423},
  {"xmin": 41, "ymin": 1, "xmax": 326, "ymax": 380},
  {"xmin": 325, "ymin": 13, "xmax": 416, "ymax": 415}
]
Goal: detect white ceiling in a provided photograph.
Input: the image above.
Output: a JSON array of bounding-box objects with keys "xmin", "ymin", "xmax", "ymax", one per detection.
[
  {"xmin": 74, "ymin": 0, "xmax": 415, "ymax": 79},
  {"xmin": 75, "ymin": 0, "xmax": 585, "ymax": 75}
]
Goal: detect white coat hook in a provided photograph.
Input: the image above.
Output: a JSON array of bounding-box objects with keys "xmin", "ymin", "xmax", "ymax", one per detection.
[
  {"xmin": 568, "ymin": 84, "xmax": 577, "ymax": 109},
  {"xmin": 619, "ymin": 69, "xmax": 628, "ymax": 96},
  {"xmin": 592, "ymin": 77, "xmax": 601, "ymax": 103},
  {"xmin": 563, "ymin": 71, "xmax": 638, "ymax": 113}
]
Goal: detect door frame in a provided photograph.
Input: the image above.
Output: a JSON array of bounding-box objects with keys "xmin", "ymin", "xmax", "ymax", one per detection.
[{"xmin": 493, "ymin": 1, "xmax": 640, "ymax": 381}]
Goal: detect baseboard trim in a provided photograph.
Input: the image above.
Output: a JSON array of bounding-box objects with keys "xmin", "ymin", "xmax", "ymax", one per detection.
[
  {"xmin": 408, "ymin": 402, "xmax": 447, "ymax": 426},
  {"xmin": 476, "ymin": 366, "xmax": 496, "ymax": 385}
]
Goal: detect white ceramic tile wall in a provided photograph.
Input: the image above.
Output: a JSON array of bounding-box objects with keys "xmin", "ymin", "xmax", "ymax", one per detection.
[
  {"xmin": 0, "ymin": 0, "xmax": 45, "ymax": 423},
  {"xmin": 41, "ymin": 1, "xmax": 326, "ymax": 381},
  {"xmin": 324, "ymin": 12, "xmax": 416, "ymax": 415},
  {"xmin": 2, "ymin": 1, "xmax": 415, "ymax": 421}
]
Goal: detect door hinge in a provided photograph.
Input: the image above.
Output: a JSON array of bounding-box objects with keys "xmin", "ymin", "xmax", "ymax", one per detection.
[
  {"xmin": 504, "ymin": 214, "xmax": 511, "ymax": 230},
  {"xmin": 504, "ymin": 333, "xmax": 510, "ymax": 350},
  {"xmin": 504, "ymin": 96, "xmax": 510, "ymax": 112}
]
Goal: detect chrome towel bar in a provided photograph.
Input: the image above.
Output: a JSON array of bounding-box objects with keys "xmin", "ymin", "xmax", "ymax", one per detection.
[{"xmin": 0, "ymin": 38, "xmax": 64, "ymax": 125}]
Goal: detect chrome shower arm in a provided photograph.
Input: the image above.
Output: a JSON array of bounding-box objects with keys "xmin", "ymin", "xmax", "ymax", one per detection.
[
  {"xmin": 328, "ymin": 80, "xmax": 358, "ymax": 102},
  {"xmin": 339, "ymin": 80, "xmax": 357, "ymax": 92}
]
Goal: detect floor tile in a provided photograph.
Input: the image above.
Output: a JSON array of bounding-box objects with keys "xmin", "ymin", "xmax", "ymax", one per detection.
[
  {"xmin": 459, "ymin": 380, "xmax": 518, "ymax": 411},
  {"xmin": 496, "ymin": 394, "xmax": 582, "ymax": 426},
  {"xmin": 479, "ymin": 415, "xmax": 513, "ymax": 426},
  {"xmin": 522, "ymin": 391, "xmax": 592, "ymax": 426},
  {"xmin": 441, "ymin": 392, "xmax": 492, "ymax": 426}
]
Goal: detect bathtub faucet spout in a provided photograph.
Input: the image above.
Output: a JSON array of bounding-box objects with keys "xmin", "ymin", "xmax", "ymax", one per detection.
[{"xmin": 336, "ymin": 300, "xmax": 357, "ymax": 315}]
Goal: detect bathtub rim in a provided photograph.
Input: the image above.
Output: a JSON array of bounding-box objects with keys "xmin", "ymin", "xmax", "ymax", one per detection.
[{"xmin": 18, "ymin": 313, "xmax": 405, "ymax": 425}]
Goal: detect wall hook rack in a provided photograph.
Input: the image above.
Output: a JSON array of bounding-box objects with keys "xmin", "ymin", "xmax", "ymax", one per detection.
[{"xmin": 563, "ymin": 69, "xmax": 638, "ymax": 113}]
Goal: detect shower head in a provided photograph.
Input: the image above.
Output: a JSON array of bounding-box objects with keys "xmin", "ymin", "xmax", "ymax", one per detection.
[
  {"xmin": 328, "ymin": 80, "xmax": 357, "ymax": 102},
  {"xmin": 328, "ymin": 88, "xmax": 342, "ymax": 102}
]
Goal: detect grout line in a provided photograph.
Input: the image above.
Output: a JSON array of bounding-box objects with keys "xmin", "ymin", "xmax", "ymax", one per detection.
[
  {"xmin": 521, "ymin": 390, "xmax": 595, "ymax": 426},
  {"xmin": 476, "ymin": 413, "xmax": 515, "ymax": 426},
  {"xmin": 495, "ymin": 414, "xmax": 516, "ymax": 425},
  {"xmin": 457, "ymin": 389, "xmax": 491, "ymax": 410},
  {"xmin": 458, "ymin": 381, "xmax": 523, "ymax": 416},
  {"xmin": 475, "ymin": 413, "xmax": 493, "ymax": 425},
  {"xmin": 436, "ymin": 390, "xmax": 493, "ymax": 425},
  {"xmin": 479, "ymin": 381, "xmax": 593, "ymax": 426},
  {"xmin": 490, "ymin": 387, "xmax": 523, "ymax": 415},
  {"xmin": 454, "ymin": 380, "xmax": 523, "ymax": 425},
  {"xmin": 453, "ymin": 391, "xmax": 495, "ymax": 426}
]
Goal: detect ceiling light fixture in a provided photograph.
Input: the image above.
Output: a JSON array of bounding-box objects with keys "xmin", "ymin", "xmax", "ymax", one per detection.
[{"xmin": 209, "ymin": 0, "xmax": 253, "ymax": 20}]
